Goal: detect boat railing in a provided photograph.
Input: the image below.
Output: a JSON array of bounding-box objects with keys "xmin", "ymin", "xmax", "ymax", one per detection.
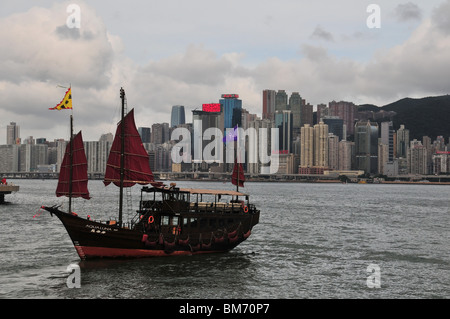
[
  {"xmin": 189, "ymin": 201, "xmax": 245, "ymax": 214},
  {"xmin": 140, "ymin": 197, "xmax": 255, "ymax": 215}
]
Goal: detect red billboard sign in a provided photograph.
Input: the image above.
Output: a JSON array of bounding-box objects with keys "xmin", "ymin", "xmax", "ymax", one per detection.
[
  {"xmin": 202, "ymin": 103, "xmax": 221, "ymax": 112},
  {"xmin": 221, "ymin": 94, "xmax": 239, "ymax": 99}
]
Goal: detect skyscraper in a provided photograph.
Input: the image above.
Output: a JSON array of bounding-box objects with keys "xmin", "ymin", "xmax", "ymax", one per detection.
[
  {"xmin": 275, "ymin": 110, "xmax": 293, "ymax": 154},
  {"xmin": 220, "ymin": 94, "xmax": 242, "ymax": 129},
  {"xmin": 151, "ymin": 123, "xmax": 170, "ymax": 144},
  {"xmin": 396, "ymin": 124, "xmax": 410, "ymax": 158},
  {"xmin": 329, "ymin": 101, "xmax": 358, "ymax": 136},
  {"xmin": 322, "ymin": 116, "xmax": 344, "ymax": 141},
  {"xmin": 314, "ymin": 121, "xmax": 329, "ymax": 168},
  {"xmin": 138, "ymin": 127, "xmax": 151, "ymax": 143},
  {"xmin": 328, "ymin": 133, "xmax": 339, "ymax": 170},
  {"xmin": 409, "ymin": 139, "xmax": 427, "ymax": 175},
  {"xmin": 300, "ymin": 124, "xmax": 314, "ymax": 169},
  {"xmin": 289, "ymin": 92, "xmax": 302, "ymax": 129},
  {"xmin": 262, "ymin": 89, "xmax": 276, "ymax": 121},
  {"xmin": 170, "ymin": 105, "xmax": 186, "ymax": 128},
  {"xmin": 381, "ymin": 121, "xmax": 394, "ymax": 161},
  {"xmin": 275, "ymin": 90, "xmax": 288, "ymax": 112},
  {"xmin": 316, "ymin": 104, "xmax": 328, "ymax": 123},
  {"xmin": 7, "ymin": 122, "xmax": 20, "ymax": 145},
  {"xmin": 338, "ymin": 140, "xmax": 354, "ymax": 171},
  {"xmin": 247, "ymin": 118, "xmax": 274, "ymax": 174},
  {"xmin": 355, "ymin": 121, "xmax": 378, "ymax": 174},
  {"xmin": 300, "ymin": 101, "xmax": 313, "ymax": 128},
  {"xmin": 192, "ymin": 109, "xmax": 224, "ymax": 166}
]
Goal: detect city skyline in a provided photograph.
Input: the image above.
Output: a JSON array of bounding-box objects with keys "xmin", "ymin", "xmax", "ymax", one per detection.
[{"xmin": 1, "ymin": 1, "xmax": 450, "ymax": 142}]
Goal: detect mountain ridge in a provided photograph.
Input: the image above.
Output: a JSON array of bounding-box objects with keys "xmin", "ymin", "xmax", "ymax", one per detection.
[{"xmin": 357, "ymin": 94, "xmax": 450, "ymax": 141}]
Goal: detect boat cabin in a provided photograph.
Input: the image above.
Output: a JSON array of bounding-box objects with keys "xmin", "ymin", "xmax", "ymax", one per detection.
[{"xmin": 133, "ymin": 184, "xmax": 258, "ymax": 236}]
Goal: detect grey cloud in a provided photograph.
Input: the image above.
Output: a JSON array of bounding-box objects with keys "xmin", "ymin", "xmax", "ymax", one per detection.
[
  {"xmin": 55, "ymin": 24, "xmax": 81, "ymax": 40},
  {"xmin": 310, "ymin": 25, "xmax": 334, "ymax": 42},
  {"xmin": 432, "ymin": 0, "xmax": 450, "ymax": 34},
  {"xmin": 394, "ymin": 2, "xmax": 422, "ymax": 22}
]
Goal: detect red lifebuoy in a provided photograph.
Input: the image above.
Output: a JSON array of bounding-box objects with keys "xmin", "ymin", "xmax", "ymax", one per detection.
[
  {"xmin": 243, "ymin": 206, "xmax": 248, "ymax": 213},
  {"xmin": 148, "ymin": 215, "xmax": 155, "ymax": 224}
]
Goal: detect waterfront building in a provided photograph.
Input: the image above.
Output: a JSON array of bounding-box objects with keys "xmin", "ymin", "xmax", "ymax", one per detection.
[
  {"xmin": 409, "ymin": 139, "xmax": 428, "ymax": 175},
  {"xmin": 378, "ymin": 143, "xmax": 388, "ymax": 175},
  {"xmin": 381, "ymin": 121, "xmax": 394, "ymax": 161},
  {"xmin": 338, "ymin": 140, "xmax": 354, "ymax": 171},
  {"xmin": 247, "ymin": 118, "xmax": 274, "ymax": 174},
  {"xmin": 289, "ymin": 92, "xmax": 302, "ymax": 129},
  {"xmin": 314, "ymin": 121, "xmax": 329, "ymax": 169},
  {"xmin": 151, "ymin": 123, "xmax": 170, "ymax": 144},
  {"xmin": 396, "ymin": 124, "xmax": 410, "ymax": 159},
  {"xmin": 84, "ymin": 140, "xmax": 112, "ymax": 174},
  {"xmin": 192, "ymin": 109, "xmax": 224, "ymax": 171},
  {"xmin": 433, "ymin": 152, "xmax": 450, "ymax": 174},
  {"xmin": 275, "ymin": 153, "xmax": 296, "ymax": 174},
  {"xmin": 300, "ymin": 124, "xmax": 314, "ymax": 169},
  {"xmin": 300, "ymin": 101, "xmax": 313, "ymax": 128},
  {"xmin": 434, "ymin": 136, "xmax": 446, "ymax": 151},
  {"xmin": 275, "ymin": 110, "xmax": 293, "ymax": 154},
  {"xmin": 262, "ymin": 89, "xmax": 276, "ymax": 121},
  {"xmin": 138, "ymin": 127, "xmax": 151, "ymax": 143},
  {"xmin": 328, "ymin": 133, "xmax": 339, "ymax": 170},
  {"xmin": 316, "ymin": 104, "xmax": 328, "ymax": 123},
  {"xmin": 323, "ymin": 116, "xmax": 344, "ymax": 141},
  {"xmin": 220, "ymin": 94, "xmax": 242, "ymax": 129},
  {"xmin": 275, "ymin": 90, "xmax": 288, "ymax": 112},
  {"xmin": 329, "ymin": 101, "xmax": 358, "ymax": 136},
  {"xmin": 355, "ymin": 121, "xmax": 378, "ymax": 174},
  {"xmin": 422, "ymin": 136, "xmax": 433, "ymax": 174},
  {"xmin": 0, "ymin": 145, "xmax": 20, "ymax": 172},
  {"xmin": 7, "ymin": 122, "xmax": 20, "ymax": 145},
  {"xmin": 170, "ymin": 105, "xmax": 186, "ymax": 128}
]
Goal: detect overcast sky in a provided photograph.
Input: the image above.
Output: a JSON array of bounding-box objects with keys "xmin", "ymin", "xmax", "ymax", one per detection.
[{"xmin": 1, "ymin": 0, "xmax": 449, "ymax": 141}]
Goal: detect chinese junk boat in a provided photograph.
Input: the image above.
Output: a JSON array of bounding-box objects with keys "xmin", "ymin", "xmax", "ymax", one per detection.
[{"xmin": 43, "ymin": 88, "xmax": 260, "ymax": 260}]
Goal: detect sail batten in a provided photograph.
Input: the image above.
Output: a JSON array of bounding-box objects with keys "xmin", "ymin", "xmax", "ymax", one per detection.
[
  {"xmin": 104, "ymin": 108, "xmax": 154, "ymax": 187},
  {"xmin": 56, "ymin": 131, "xmax": 90, "ymax": 200}
]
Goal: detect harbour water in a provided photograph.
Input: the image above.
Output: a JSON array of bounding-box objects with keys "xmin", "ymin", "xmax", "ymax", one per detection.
[{"xmin": 0, "ymin": 179, "xmax": 449, "ymax": 299}]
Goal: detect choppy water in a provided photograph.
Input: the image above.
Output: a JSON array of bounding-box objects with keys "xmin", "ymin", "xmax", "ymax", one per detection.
[{"xmin": 0, "ymin": 179, "xmax": 449, "ymax": 299}]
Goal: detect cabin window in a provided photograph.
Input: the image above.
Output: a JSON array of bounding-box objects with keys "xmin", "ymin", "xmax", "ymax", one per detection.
[
  {"xmin": 172, "ymin": 216, "xmax": 179, "ymax": 226},
  {"xmin": 190, "ymin": 218, "xmax": 198, "ymax": 228},
  {"xmin": 161, "ymin": 216, "xmax": 170, "ymax": 226},
  {"xmin": 183, "ymin": 218, "xmax": 189, "ymax": 227}
]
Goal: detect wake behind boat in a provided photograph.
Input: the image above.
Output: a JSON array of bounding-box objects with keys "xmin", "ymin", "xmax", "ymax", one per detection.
[{"xmin": 42, "ymin": 88, "xmax": 260, "ymax": 260}]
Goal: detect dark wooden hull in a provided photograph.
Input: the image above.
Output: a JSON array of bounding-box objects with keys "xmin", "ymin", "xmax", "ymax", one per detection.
[{"xmin": 43, "ymin": 206, "xmax": 259, "ymax": 260}]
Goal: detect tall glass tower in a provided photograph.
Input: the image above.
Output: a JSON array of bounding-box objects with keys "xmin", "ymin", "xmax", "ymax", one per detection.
[
  {"xmin": 355, "ymin": 120, "xmax": 379, "ymax": 174},
  {"xmin": 219, "ymin": 94, "xmax": 242, "ymax": 129},
  {"xmin": 171, "ymin": 105, "xmax": 186, "ymax": 128}
]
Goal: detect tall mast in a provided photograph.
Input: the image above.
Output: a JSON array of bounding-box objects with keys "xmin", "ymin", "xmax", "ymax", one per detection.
[
  {"xmin": 68, "ymin": 114, "xmax": 73, "ymax": 213},
  {"xmin": 118, "ymin": 87, "xmax": 125, "ymax": 227},
  {"xmin": 235, "ymin": 138, "xmax": 239, "ymax": 193}
]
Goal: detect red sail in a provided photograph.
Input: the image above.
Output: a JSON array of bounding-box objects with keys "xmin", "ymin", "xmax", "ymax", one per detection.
[
  {"xmin": 56, "ymin": 131, "xmax": 90, "ymax": 200},
  {"xmin": 231, "ymin": 158, "xmax": 245, "ymax": 188},
  {"xmin": 104, "ymin": 108, "xmax": 154, "ymax": 187}
]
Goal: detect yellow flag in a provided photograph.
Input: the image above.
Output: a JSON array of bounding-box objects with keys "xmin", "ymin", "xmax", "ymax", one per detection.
[{"xmin": 50, "ymin": 88, "xmax": 72, "ymax": 110}]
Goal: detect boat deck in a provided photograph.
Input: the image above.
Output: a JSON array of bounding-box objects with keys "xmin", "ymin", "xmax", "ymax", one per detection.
[{"xmin": 0, "ymin": 185, "xmax": 20, "ymax": 203}]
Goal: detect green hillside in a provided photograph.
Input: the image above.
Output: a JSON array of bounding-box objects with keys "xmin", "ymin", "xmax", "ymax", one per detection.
[{"xmin": 359, "ymin": 95, "xmax": 450, "ymax": 141}]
